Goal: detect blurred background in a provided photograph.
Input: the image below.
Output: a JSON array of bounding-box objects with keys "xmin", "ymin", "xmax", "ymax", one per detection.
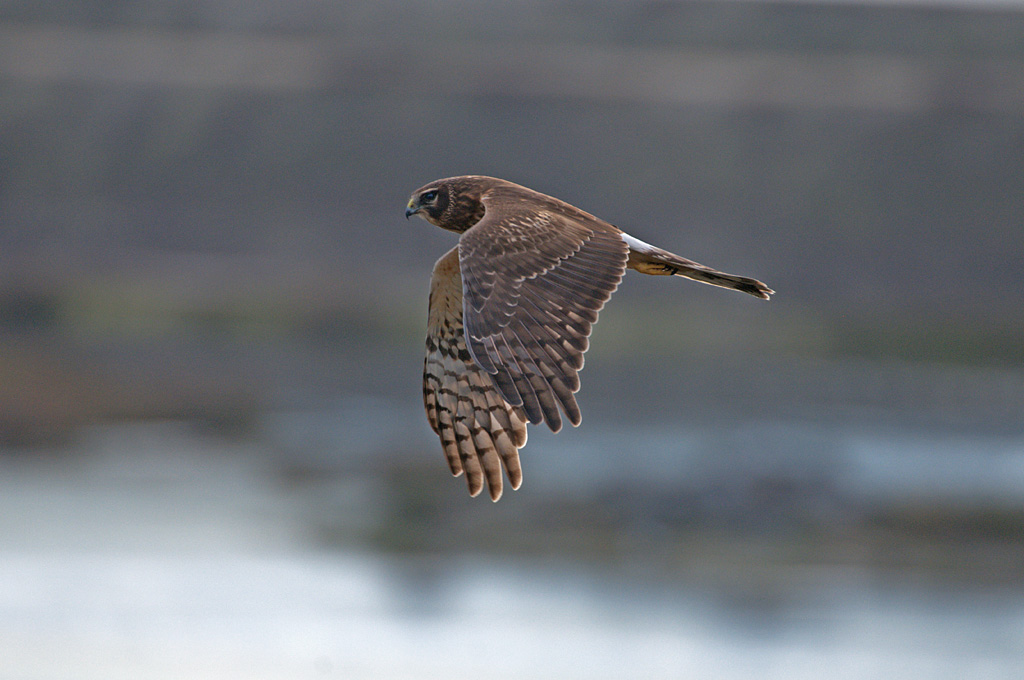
[{"xmin": 1, "ymin": 0, "xmax": 1023, "ymax": 677}]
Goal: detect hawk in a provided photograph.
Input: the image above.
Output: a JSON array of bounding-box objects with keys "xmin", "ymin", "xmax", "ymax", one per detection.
[{"xmin": 406, "ymin": 175, "xmax": 772, "ymax": 501}]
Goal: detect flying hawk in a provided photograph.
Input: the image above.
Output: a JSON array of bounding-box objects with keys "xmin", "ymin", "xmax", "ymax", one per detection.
[{"xmin": 406, "ymin": 175, "xmax": 772, "ymax": 501}]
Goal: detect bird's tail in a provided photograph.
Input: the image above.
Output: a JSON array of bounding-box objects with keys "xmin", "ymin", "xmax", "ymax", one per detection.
[{"xmin": 623, "ymin": 234, "xmax": 773, "ymax": 300}]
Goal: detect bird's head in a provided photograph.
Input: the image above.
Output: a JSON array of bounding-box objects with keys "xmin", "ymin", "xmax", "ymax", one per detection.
[
  {"xmin": 405, "ymin": 176, "xmax": 490, "ymax": 233},
  {"xmin": 405, "ymin": 182, "xmax": 447, "ymax": 225}
]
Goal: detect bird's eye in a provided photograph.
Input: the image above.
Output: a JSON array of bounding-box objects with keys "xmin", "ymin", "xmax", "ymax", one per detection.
[{"xmin": 421, "ymin": 190, "xmax": 439, "ymax": 203}]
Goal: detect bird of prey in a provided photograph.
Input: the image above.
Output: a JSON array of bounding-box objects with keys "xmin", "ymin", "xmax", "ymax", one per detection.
[{"xmin": 406, "ymin": 175, "xmax": 772, "ymax": 501}]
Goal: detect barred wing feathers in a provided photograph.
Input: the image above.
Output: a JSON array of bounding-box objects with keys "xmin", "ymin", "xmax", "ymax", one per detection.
[{"xmin": 423, "ymin": 246, "xmax": 529, "ymax": 501}]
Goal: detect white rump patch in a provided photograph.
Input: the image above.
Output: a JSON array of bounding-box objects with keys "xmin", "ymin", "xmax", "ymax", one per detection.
[{"xmin": 620, "ymin": 232, "xmax": 657, "ymax": 254}]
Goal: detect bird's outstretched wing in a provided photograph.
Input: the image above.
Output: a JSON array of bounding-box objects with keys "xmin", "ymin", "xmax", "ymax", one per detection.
[
  {"xmin": 423, "ymin": 246, "xmax": 529, "ymax": 501},
  {"xmin": 458, "ymin": 190, "xmax": 629, "ymax": 434}
]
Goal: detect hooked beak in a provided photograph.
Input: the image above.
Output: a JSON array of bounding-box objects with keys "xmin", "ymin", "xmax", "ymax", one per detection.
[{"xmin": 405, "ymin": 200, "xmax": 419, "ymax": 219}]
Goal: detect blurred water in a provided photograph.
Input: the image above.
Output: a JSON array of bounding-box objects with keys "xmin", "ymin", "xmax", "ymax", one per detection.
[
  {"xmin": 0, "ymin": 420, "xmax": 1021, "ymax": 679},
  {"xmin": 267, "ymin": 395, "xmax": 1024, "ymax": 505},
  {"xmin": 2, "ymin": 552, "xmax": 1022, "ymax": 680}
]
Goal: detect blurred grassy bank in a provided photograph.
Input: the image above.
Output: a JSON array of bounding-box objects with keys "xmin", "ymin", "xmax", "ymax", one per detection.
[{"xmin": 0, "ymin": 269, "xmax": 1022, "ymax": 444}]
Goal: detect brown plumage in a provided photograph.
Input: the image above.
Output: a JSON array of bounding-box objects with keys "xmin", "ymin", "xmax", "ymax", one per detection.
[{"xmin": 407, "ymin": 175, "xmax": 772, "ymax": 501}]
